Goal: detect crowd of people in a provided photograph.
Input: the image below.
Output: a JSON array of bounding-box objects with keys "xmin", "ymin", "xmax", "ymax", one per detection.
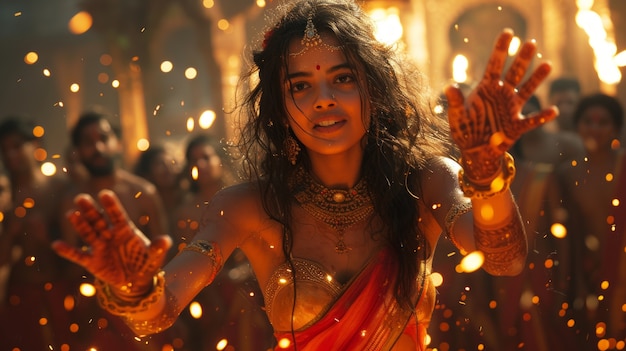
[
  {"xmin": 0, "ymin": 0, "xmax": 624, "ymax": 350},
  {"xmin": 0, "ymin": 111, "xmax": 273, "ymax": 350}
]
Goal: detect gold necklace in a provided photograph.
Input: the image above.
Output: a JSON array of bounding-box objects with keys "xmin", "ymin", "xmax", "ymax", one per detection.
[{"xmin": 290, "ymin": 167, "xmax": 374, "ymax": 254}]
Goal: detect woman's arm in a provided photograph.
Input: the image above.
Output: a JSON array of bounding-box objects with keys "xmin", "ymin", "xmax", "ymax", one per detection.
[
  {"xmin": 428, "ymin": 29, "xmax": 558, "ymax": 277},
  {"xmin": 52, "ymin": 185, "xmax": 256, "ymax": 336}
]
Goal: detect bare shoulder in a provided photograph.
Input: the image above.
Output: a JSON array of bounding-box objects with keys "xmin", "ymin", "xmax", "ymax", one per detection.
[
  {"xmin": 416, "ymin": 157, "xmax": 466, "ymax": 245},
  {"xmin": 419, "ymin": 156, "xmax": 461, "ymax": 202},
  {"xmin": 203, "ymin": 182, "xmax": 272, "ymax": 231}
]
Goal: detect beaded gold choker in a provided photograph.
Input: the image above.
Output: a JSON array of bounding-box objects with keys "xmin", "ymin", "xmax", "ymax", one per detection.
[{"xmin": 290, "ymin": 167, "xmax": 373, "ymax": 254}]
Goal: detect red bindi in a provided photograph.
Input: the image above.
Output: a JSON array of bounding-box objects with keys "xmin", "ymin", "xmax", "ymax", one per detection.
[{"xmin": 316, "ymin": 64, "xmax": 320, "ymax": 70}]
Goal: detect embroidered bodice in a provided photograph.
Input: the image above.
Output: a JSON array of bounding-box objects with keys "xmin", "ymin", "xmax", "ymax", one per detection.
[
  {"xmin": 264, "ymin": 258, "xmax": 343, "ymax": 332},
  {"xmin": 263, "ymin": 254, "xmax": 436, "ymax": 333}
]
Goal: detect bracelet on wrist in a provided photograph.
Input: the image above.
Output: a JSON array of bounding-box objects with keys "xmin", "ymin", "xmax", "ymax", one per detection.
[
  {"xmin": 94, "ymin": 271, "xmax": 165, "ymax": 316},
  {"xmin": 458, "ymin": 152, "xmax": 516, "ymax": 199}
]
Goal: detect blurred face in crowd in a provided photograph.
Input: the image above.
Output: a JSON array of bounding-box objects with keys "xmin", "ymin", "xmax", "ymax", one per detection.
[
  {"xmin": 550, "ymin": 89, "xmax": 579, "ymax": 130},
  {"xmin": 576, "ymin": 105, "xmax": 619, "ymax": 153},
  {"xmin": 188, "ymin": 144, "xmax": 223, "ymax": 187},
  {"xmin": 74, "ymin": 119, "xmax": 120, "ymax": 177},
  {"xmin": 0, "ymin": 133, "xmax": 38, "ymax": 176},
  {"xmin": 149, "ymin": 150, "xmax": 180, "ymax": 189}
]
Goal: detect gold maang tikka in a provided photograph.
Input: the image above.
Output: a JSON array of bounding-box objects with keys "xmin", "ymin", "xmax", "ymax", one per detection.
[
  {"xmin": 290, "ymin": 11, "xmax": 342, "ymax": 56},
  {"xmin": 302, "ymin": 12, "xmax": 322, "ymax": 48}
]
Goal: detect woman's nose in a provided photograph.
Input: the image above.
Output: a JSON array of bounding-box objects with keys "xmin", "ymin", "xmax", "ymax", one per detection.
[{"xmin": 314, "ymin": 88, "xmax": 336, "ymax": 110}]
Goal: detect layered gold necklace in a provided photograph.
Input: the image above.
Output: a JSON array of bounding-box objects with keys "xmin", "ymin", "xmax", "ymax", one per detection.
[{"xmin": 290, "ymin": 167, "xmax": 374, "ymax": 254}]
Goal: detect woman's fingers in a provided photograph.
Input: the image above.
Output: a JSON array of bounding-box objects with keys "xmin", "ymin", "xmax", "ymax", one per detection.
[
  {"xmin": 504, "ymin": 40, "xmax": 536, "ymax": 88},
  {"xmin": 517, "ymin": 107, "xmax": 559, "ymax": 135},
  {"xmin": 517, "ymin": 62, "xmax": 552, "ymax": 103},
  {"xmin": 483, "ymin": 29, "xmax": 514, "ymax": 83}
]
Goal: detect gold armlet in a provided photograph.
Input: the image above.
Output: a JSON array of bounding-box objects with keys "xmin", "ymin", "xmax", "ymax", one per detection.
[
  {"xmin": 181, "ymin": 240, "xmax": 224, "ymax": 281},
  {"xmin": 95, "ymin": 271, "xmax": 165, "ymax": 316},
  {"xmin": 444, "ymin": 201, "xmax": 473, "ymax": 248},
  {"xmin": 458, "ymin": 152, "xmax": 515, "ymax": 199}
]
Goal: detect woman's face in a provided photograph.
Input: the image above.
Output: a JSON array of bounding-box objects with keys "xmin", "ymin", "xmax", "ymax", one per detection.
[
  {"xmin": 188, "ymin": 144, "xmax": 223, "ymax": 185},
  {"xmin": 576, "ymin": 105, "xmax": 618, "ymax": 152},
  {"xmin": 283, "ymin": 32, "xmax": 369, "ymax": 159}
]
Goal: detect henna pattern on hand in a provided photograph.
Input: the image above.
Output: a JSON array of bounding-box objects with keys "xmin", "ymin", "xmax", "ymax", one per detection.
[
  {"xmin": 54, "ymin": 190, "xmax": 172, "ymax": 298},
  {"xmin": 445, "ymin": 30, "xmax": 556, "ymax": 182}
]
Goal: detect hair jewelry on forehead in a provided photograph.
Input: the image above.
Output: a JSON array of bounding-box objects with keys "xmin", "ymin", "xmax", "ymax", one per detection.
[
  {"xmin": 289, "ymin": 10, "xmax": 342, "ymax": 56},
  {"xmin": 302, "ymin": 11, "xmax": 322, "ymax": 48}
]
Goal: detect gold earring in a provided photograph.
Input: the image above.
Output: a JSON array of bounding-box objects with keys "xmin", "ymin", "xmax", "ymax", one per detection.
[{"xmin": 284, "ymin": 134, "xmax": 301, "ymax": 166}]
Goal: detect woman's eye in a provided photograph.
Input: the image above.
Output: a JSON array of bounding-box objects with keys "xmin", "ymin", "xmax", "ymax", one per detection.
[
  {"xmin": 335, "ymin": 74, "xmax": 355, "ymax": 84},
  {"xmin": 290, "ymin": 81, "xmax": 308, "ymax": 93}
]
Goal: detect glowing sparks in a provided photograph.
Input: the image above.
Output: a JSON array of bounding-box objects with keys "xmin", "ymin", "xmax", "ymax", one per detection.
[
  {"xmin": 550, "ymin": 223, "xmax": 567, "ymax": 238},
  {"xmin": 508, "ymin": 36, "xmax": 521, "ymax": 56},
  {"xmin": 189, "ymin": 301, "xmax": 203, "ymax": 319},
  {"xmin": 459, "ymin": 251, "xmax": 484, "ymax": 273},
  {"xmin": 160, "ymin": 61, "xmax": 174, "ymax": 73},
  {"xmin": 217, "ymin": 19, "xmax": 230, "ymax": 31},
  {"xmin": 199, "ymin": 110, "xmax": 216, "ymax": 129},
  {"xmin": 430, "ymin": 272, "xmax": 443, "ymax": 287},
  {"xmin": 216, "ymin": 339, "xmax": 228, "ymax": 350},
  {"xmin": 452, "ymin": 54, "xmax": 469, "ymax": 83},
  {"xmin": 187, "ymin": 117, "xmax": 195, "ymax": 132},
  {"xmin": 184, "ymin": 67, "xmax": 198, "ymax": 80},
  {"xmin": 64, "ymin": 295, "xmax": 76, "ymax": 311},
  {"xmin": 68, "ymin": 11, "xmax": 93, "ymax": 35},
  {"xmin": 79, "ymin": 283, "xmax": 96, "ymax": 297},
  {"xmin": 277, "ymin": 338, "xmax": 291, "ymax": 348},
  {"xmin": 137, "ymin": 138, "xmax": 150, "ymax": 151},
  {"xmin": 24, "ymin": 51, "xmax": 39, "ymax": 65},
  {"xmin": 34, "ymin": 147, "xmax": 47, "ymax": 161}
]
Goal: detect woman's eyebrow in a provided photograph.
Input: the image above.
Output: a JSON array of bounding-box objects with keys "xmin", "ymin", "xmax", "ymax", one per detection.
[{"xmin": 286, "ymin": 62, "xmax": 352, "ymax": 81}]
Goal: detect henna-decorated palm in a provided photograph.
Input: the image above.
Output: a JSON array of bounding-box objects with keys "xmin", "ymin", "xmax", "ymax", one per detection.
[
  {"xmin": 444, "ymin": 29, "xmax": 558, "ymax": 183},
  {"xmin": 52, "ymin": 190, "xmax": 172, "ymax": 297}
]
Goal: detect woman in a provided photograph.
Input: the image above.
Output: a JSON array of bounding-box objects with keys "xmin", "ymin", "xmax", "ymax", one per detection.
[{"xmin": 52, "ymin": 0, "xmax": 556, "ymax": 349}]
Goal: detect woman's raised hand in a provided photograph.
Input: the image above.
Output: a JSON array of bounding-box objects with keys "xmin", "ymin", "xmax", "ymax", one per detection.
[
  {"xmin": 444, "ymin": 29, "xmax": 558, "ymax": 183},
  {"xmin": 52, "ymin": 190, "xmax": 172, "ymax": 297}
]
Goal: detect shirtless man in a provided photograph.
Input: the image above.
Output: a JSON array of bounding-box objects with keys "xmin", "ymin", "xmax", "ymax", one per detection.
[
  {"xmin": 62, "ymin": 110, "xmax": 168, "ymax": 243},
  {"xmin": 61, "ymin": 110, "xmax": 174, "ymax": 349}
]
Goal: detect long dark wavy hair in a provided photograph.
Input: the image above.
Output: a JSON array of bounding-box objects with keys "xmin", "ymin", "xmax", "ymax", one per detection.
[{"xmin": 235, "ymin": 0, "xmax": 452, "ymax": 310}]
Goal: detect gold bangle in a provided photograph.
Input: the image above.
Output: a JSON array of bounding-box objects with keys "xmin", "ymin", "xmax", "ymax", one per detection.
[
  {"xmin": 458, "ymin": 152, "xmax": 516, "ymax": 199},
  {"xmin": 474, "ymin": 208, "xmax": 527, "ymax": 275},
  {"xmin": 125, "ymin": 287, "xmax": 180, "ymax": 336},
  {"xmin": 94, "ymin": 271, "xmax": 165, "ymax": 316}
]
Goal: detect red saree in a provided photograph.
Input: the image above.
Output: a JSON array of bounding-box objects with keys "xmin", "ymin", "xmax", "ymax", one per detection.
[{"xmin": 272, "ymin": 249, "xmax": 426, "ymax": 351}]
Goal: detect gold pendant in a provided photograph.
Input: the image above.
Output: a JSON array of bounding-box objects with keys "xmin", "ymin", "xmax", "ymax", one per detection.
[{"xmin": 335, "ymin": 235, "xmax": 351, "ymax": 254}]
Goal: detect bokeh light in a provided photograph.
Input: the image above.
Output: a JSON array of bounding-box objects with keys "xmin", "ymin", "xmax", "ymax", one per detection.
[{"xmin": 68, "ymin": 11, "xmax": 93, "ymax": 35}]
